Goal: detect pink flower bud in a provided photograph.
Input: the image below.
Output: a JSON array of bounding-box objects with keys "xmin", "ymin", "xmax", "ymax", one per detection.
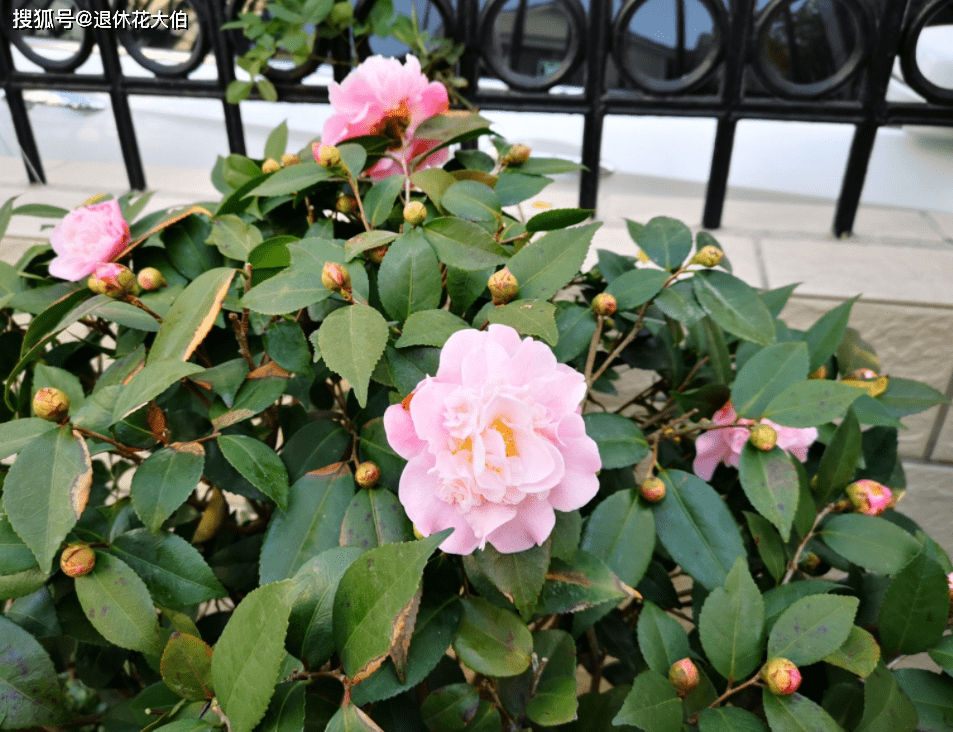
[
  {"xmin": 845, "ymin": 479, "xmax": 893, "ymax": 517},
  {"xmin": 488, "ymin": 268, "xmax": 519, "ymax": 305},
  {"xmin": 367, "ymin": 245, "xmax": 388, "ymax": 265},
  {"xmin": 403, "ymin": 201, "xmax": 427, "ymax": 226},
  {"xmin": 33, "ymin": 387, "xmax": 70, "ymax": 423},
  {"xmin": 137, "ymin": 267, "xmax": 166, "ymax": 291},
  {"xmin": 749, "ymin": 423, "xmax": 778, "ymax": 451},
  {"xmin": 640, "ymin": 476, "xmax": 666, "ymax": 503},
  {"xmin": 321, "ymin": 262, "xmax": 351, "ymax": 295},
  {"xmin": 669, "ymin": 658, "xmax": 700, "ymax": 697},
  {"xmin": 592, "ymin": 293, "xmax": 617, "ymax": 316},
  {"xmin": 761, "ymin": 658, "xmax": 801, "ymax": 695},
  {"xmin": 88, "ymin": 263, "xmax": 137, "ymax": 298},
  {"xmin": 355, "ymin": 461, "xmax": 381, "ymax": 489},
  {"xmin": 60, "ymin": 544, "xmax": 96, "ymax": 577}
]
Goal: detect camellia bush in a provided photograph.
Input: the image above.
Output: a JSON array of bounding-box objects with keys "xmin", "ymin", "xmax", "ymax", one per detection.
[{"xmin": 3, "ymin": 52, "xmax": 953, "ymax": 732}]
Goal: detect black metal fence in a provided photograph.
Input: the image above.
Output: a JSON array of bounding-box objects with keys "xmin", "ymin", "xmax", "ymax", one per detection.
[{"xmin": 2, "ymin": 0, "xmax": 952, "ymax": 235}]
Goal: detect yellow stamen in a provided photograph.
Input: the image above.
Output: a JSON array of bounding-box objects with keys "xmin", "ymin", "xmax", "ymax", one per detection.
[{"xmin": 491, "ymin": 419, "xmax": 519, "ymax": 458}]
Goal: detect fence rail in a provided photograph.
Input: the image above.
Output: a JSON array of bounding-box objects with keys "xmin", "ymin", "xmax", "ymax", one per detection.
[{"xmin": 2, "ymin": 0, "xmax": 952, "ymax": 235}]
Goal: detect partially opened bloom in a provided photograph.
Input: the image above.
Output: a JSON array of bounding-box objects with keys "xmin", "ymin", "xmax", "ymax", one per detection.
[
  {"xmin": 845, "ymin": 479, "xmax": 893, "ymax": 516},
  {"xmin": 383, "ymin": 325, "xmax": 601, "ymax": 555},
  {"xmin": 48, "ymin": 200, "xmax": 130, "ymax": 281},
  {"xmin": 321, "ymin": 55, "xmax": 450, "ymax": 179},
  {"xmin": 693, "ymin": 401, "xmax": 817, "ymax": 481}
]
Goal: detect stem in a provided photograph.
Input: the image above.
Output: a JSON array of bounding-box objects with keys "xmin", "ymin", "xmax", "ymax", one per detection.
[
  {"xmin": 587, "ymin": 301, "xmax": 652, "ymax": 392},
  {"xmin": 229, "ymin": 312, "xmax": 256, "ymax": 370},
  {"xmin": 400, "ymin": 154, "xmax": 413, "ymax": 206},
  {"xmin": 782, "ymin": 504, "xmax": 834, "ymax": 584},
  {"xmin": 586, "ymin": 627, "xmax": 604, "ymax": 693},
  {"xmin": 708, "ymin": 674, "xmax": 763, "ymax": 708},
  {"xmin": 124, "ymin": 295, "xmax": 163, "ymax": 323},
  {"xmin": 346, "ymin": 171, "xmax": 372, "ymax": 231},
  {"xmin": 72, "ymin": 425, "xmax": 142, "ymax": 463},
  {"xmin": 583, "ymin": 314, "xmax": 605, "ymax": 391}
]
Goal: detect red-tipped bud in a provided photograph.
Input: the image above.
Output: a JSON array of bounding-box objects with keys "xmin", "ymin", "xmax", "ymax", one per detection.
[
  {"xmin": 808, "ymin": 365, "xmax": 827, "ymax": 380},
  {"xmin": 33, "ymin": 387, "xmax": 70, "ymax": 423},
  {"xmin": 762, "ymin": 658, "xmax": 801, "ymax": 695},
  {"xmin": 668, "ymin": 658, "xmax": 699, "ymax": 698},
  {"xmin": 355, "ymin": 461, "xmax": 381, "ymax": 489},
  {"xmin": 488, "ymin": 268, "xmax": 518, "ymax": 305},
  {"xmin": 845, "ymin": 479, "xmax": 893, "ymax": 516},
  {"xmin": 315, "ymin": 143, "xmax": 344, "ymax": 172},
  {"xmin": 281, "ymin": 153, "xmax": 301, "ymax": 167},
  {"xmin": 403, "ymin": 201, "xmax": 427, "ymax": 226},
  {"xmin": 137, "ymin": 267, "xmax": 166, "ymax": 291},
  {"xmin": 592, "ymin": 293, "xmax": 617, "ymax": 317},
  {"xmin": 321, "ymin": 262, "xmax": 351, "ymax": 295},
  {"xmin": 336, "ymin": 195, "xmax": 358, "ymax": 215},
  {"xmin": 691, "ymin": 245, "xmax": 724, "ymax": 267},
  {"xmin": 640, "ymin": 476, "xmax": 666, "ymax": 503},
  {"xmin": 367, "ymin": 245, "xmax": 388, "ymax": 265},
  {"xmin": 502, "ymin": 144, "xmax": 532, "ymax": 167},
  {"xmin": 60, "ymin": 544, "xmax": 96, "ymax": 577},
  {"xmin": 89, "ymin": 263, "xmax": 138, "ymax": 298},
  {"xmin": 261, "ymin": 158, "xmax": 281, "ymax": 174},
  {"xmin": 749, "ymin": 424, "xmax": 778, "ymax": 451}
]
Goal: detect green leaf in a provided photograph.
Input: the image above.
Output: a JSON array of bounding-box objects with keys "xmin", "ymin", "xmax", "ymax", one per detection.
[
  {"xmin": 582, "ymin": 413, "xmax": 649, "ymax": 469},
  {"xmin": 160, "ymin": 632, "xmax": 215, "ymax": 700},
  {"xmin": 604, "ymin": 269, "xmax": 669, "ymax": 312},
  {"xmin": 767, "ymin": 593, "xmax": 858, "ymax": 666},
  {"xmin": 507, "ymin": 223, "xmax": 600, "ymax": 301},
  {"xmin": 876, "ymin": 377, "xmax": 949, "ymax": 417},
  {"xmin": 633, "ymin": 216, "xmax": 693, "ymax": 271},
  {"xmin": 494, "ymin": 172, "xmax": 551, "ymax": 206},
  {"xmin": 339, "ymin": 143, "xmax": 368, "ymax": 176},
  {"xmin": 822, "ymin": 625, "xmax": 880, "ymax": 678},
  {"xmin": 108, "ymin": 529, "xmax": 226, "ymax": 609},
  {"xmin": 227, "ymin": 79, "xmax": 253, "ymax": 103},
  {"xmin": 325, "ymin": 703, "xmax": 385, "ymax": 732},
  {"xmin": 762, "ymin": 581, "xmax": 841, "ymax": 628},
  {"xmin": 131, "ymin": 442, "xmax": 205, "ymax": 533},
  {"xmin": 763, "ymin": 691, "xmax": 845, "ymax": 732},
  {"xmin": 207, "ymin": 215, "xmax": 263, "ymax": 260},
  {"xmin": 0, "ymin": 418, "xmax": 56, "ymax": 460},
  {"xmin": 260, "ymin": 466, "xmax": 355, "ymax": 583},
  {"xmin": 738, "ymin": 445, "xmax": 800, "ymax": 542},
  {"xmin": 5, "ymin": 586, "xmax": 60, "ymax": 639},
  {"xmin": 386, "ymin": 346, "xmax": 439, "ymax": 396},
  {"xmin": 249, "ymin": 162, "xmax": 332, "ymax": 196},
  {"xmin": 334, "ymin": 532, "xmax": 450, "ymax": 681},
  {"xmin": 762, "ymin": 380, "xmax": 863, "ymax": 427},
  {"xmin": 213, "ymin": 372, "xmax": 289, "ymax": 429},
  {"xmin": 317, "ymin": 304, "xmax": 389, "ymax": 407},
  {"xmin": 699, "ymin": 558, "xmax": 765, "ymax": 682},
  {"xmin": 415, "ymin": 111, "xmax": 493, "ymax": 146},
  {"xmin": 581, "ymin": 489, "xmax": 654, "ymax": 588},
  {"xmin": 731, "ymin": 343, "xmax": 809, "ymax": 419},
  {"xmin": 893, "ymin": 668, "xmax": 953, "ymax": 732},
  {"xmin": 282, "ymin": 420, "xmax": 351, "ymax": 482},
  {"xmin": 148, "ymin": 268, "xmax": 236, "ymax": 364},
  {"xmin": 340, "ymin": 488, "xmax": 414, "ymax": 549},
  {"xmin": 636, "ymin": 601, "xmax": 691, "ymax": 676},
  {"xmin": 698, "ymin": 707, "xmax": 768, "ymax": 732},
  {"xmin": 364, "ymin": 177, "xmax": 405, "ymax": 227},
  {"xmin": 256, "ymin": 682, "xmax": 305, "ymax": 732},
  {"xmin": 241, "ymin": 270, "xmax": 327, "ymax": 315},
  {"xmin": 264, "ymin": 120, "xmax": 288, "ymax": 160},
  {"xmin": 814, "ymin": 409, "xmax": 861, "ymax": 505},
  {"xmin": 411, "ymin": 169, "xmax": 455, "ymax": 209},
  {"xmin": 700, "ymin": 315, "xmax": 733, "ymax": 384},
  {"xmin": 655, "ymin": 281, "xmax": 706, "ymax": 325},
  {"xmin": 744, "ymin": 511, "xmax": 787, "ymax": 583},
  {"xmin": 442, "ymin": 180, "xmax": 502, "ymax": 221},
  {"xmin": 75, "ymin": 553, "xmax": 163, "ymax": 655},
  {"xmin": 514, "ymin": 157, "xmax": 583, "ymax": 175},
  {"xmin": 879, "ymin": 549, "xmax": 949, "ymax": 657},
  {"xmin": 359, "ymin": 418, "xmax": 407, "ymax": 490},
  {"xmin": 693, "ymin": 270, "xmax": 775, "ymax": 346},
  {"xmin": 820, "ymin": 514, "xmax": 922, "ymax": 574},
  {"xmin": 2, "ymin": 425, "xmax": 91, "ymax": 570},
  {"xmin": 486, "ymin": 300, "xmax": 558, "ymax": 345},
  {"xmin": 211, "ymin": 581, "xmax": 295, "ymax": 732},
  {"xmin": 526, "ymin": 208, "xmax": 593, "ymax": 232},
  {"xmin": 396, "ymin": 310, "xmax": 469, "ymax": 348},
  {"xmin": 421, "ymin": 683, "xmax": 480, "ymax": 731},
  {"xmin": 654, "ymin": 470, "xmax": 746, "ymax": 591},
  {"xmin": 538, "ymin": 550, "xmax": 631, "ymax": 614},
  {"xmin": 422, "ymin": 218, "xmax": 509, "ymax": 272},
  {"xmin": 344, "ymin": 230, "xmax": 399, "ymax": 261},
  {"xmin": 0, "ymin": 615, "xmax": 66, "ymax": 726},
  {"xmin": 263, "ymin": 320, "xmax": 311, "ymax": 373},
  {"xmin": 613, "ymin": 671, "xmax": 682, "ymax": 732},
  {"xmin": 465, "ymin": 543, "xmax": 549, "ymax": 621},
  {"xmin": 112, "ymin": 360, "xmax": 205, "ymax": 423},
  {"xmin": 804, "ymin": 297, "xmax": 857, "ymax": 372},
  {"xmin": 552, "ymin": 303, "xmax": 596, "ymax": 363},
  {"xmin": 856, "ymin": 663, "xmax": 918, "ymax": 732},
  {"xmin": 500, "ymin": 630, "xmax": 578, "ymax": 726},
  {"xmin": 218, "ymin": 435, "xmax": 289, "ymax": 511},
  {"xmin": 927, "ymin": 634, "xmax": 953, "ymax": 676},
  {"xmin": 378, "ymin": 229, "xmax": 443, "ymax": 323},
  {"xmin": 451, "ymin": 596, "xmax": 532, "ymax": 678}
]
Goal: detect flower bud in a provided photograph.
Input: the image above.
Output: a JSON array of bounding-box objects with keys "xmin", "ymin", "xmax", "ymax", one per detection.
[
  {"xmin": 315, "ymin": 143, "xmax": 344, "ymax": 172},
  {"xmin": 849, "ymin": 368, "xmax": 878, "ymax": 380},
  {"xmin": 336, "ymin": 195, "xmax": 358, "ymax": 215},
  {"xmin": 691, "ymin": 245, "xmax": 724, "ymax": 268},
  {"xmin": 488, "ymin": 268, "xmax": 519, "ymax": 305},
  {"xmin": 668, "ymin": 658, "xmax": 699, "ymax": 698},
  {"xmin": 799, "ymin": 552, "xmax": 821, "ymax": 573},
  {"xmin": 403, "ymin": 201, "xmax": 427, "ymax": 226},
  {"xmin": 321, "ymin": 262, "xmax": 351, "ymax": 295},
  {"xmin": 88, "ymin": 263, "xmax": 138, "ymax": 298},
  {"xmin": 845, "ymin": 479, "xmax": 893, "ymax": 517},
  {"xmin": 502, "ymin": 143, "xmax": 531, "ymax": 167},
  {"xmin": 33, "ymin": 387, "xmax": 70, "ymax": 423},
  {"xmin": 761, "ymin": 658, "xmax": 801, "ymax": 695},
  {"xmin": 137, "ymin": 267, "xmax": 166, "ymax": 291},
  {"xmin": 261, "ymin": 158, "xmax": 281, "ymax": 174},
  {"xmin": 355, "ymin": 461, "xmax": 381, "ymax": 489},
  {"xmin": 281, "ymin": 153, "xmax": 301, "ymax": 167},
  {"xmin": 592, "ymin": 293, "xmax": 617, "ymax": 317},
  {"xmin": 808, "ymin": 365, "xmax": 827, "ymax": 380},
  {"xmin": 640, "ymin": 476, "xmax": 666, "ymax": 503},
  {"xmin": 60, "ymin": 544, "xmax": 96, "ymax": 578},
  {"xmin": 947, "ymin": 572, "xmax": 953, "ymax": 623},
  {"xmin": 367, "ymin": 245, "xmax": 388, "ymax": 265},
  {"xmin": 749, "ymin": 424, "xmax": 778, "ymax": 451}
]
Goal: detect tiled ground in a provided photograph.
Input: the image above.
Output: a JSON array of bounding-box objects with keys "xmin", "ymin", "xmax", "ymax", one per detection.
[{"xmin": 1, "ymin": 156, "xmax": 951, "ymax": 556}]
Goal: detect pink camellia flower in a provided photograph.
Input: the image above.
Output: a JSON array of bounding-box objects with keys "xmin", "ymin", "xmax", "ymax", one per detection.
[
  {"xmin": 692, "ymin": 401, "xmax": 817, "ymax": 481},
  {"xmin": 845, "ymin": 479, "xmax": 893, "ymax": 516},
  {"xmin": 383, "ymin": 325, "xmax": 601, "ymax": 555},
  {"xmin": 48, "ymin": 200, "xmax": 130, "ymax": 281},
  {"xmin": 320, "ymin": 55, "xmax": 450, "ymax": 179}
]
